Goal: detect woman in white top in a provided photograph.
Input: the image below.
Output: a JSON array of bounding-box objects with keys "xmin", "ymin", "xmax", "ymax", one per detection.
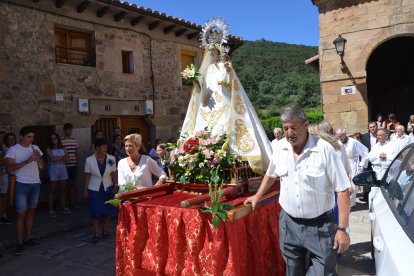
[
  {"xmin": 46, "ymin": 133, "xmax": 69, "ymax": 217},
  {"xmin": 84, "ymin": 138, "xmax": 118, "ymax": 243},
  {"xmin": 118, "ymin": 134, "xmax": 167, "ymax": 191}
]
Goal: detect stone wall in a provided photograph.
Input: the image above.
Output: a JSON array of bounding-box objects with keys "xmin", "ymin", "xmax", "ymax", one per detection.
[
  {"xmin": 314, "ymin": 0, "xmax": 414, "ymax": 133},
  {"xmin": 0, "ymin": 1, "xmax": 202, "ymax": 139},
  {"xmin": 0, "ymin": 0, "xmax": 204, "ymax": 203}
]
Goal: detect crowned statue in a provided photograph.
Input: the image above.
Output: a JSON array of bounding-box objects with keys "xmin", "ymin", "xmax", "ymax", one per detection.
[{"xmin": 180, "ymin": 18, "xmax": 272, "ymax": 174}]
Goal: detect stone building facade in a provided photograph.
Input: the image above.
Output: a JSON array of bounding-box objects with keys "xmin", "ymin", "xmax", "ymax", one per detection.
[
  {"xmin": 0, "ymin": 0, "xmax": 206, "ymax": 148},
  {"xmin": 313, "ymin": 0, "xmax": 414, "ymax": 134},
  {"xmin": 0, "ymin": 0, "xmax": 241, "ymax": 201}
]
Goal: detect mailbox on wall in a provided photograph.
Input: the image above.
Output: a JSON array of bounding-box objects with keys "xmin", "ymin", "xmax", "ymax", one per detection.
[
  {"xmin": 78, "ymin": 99, "xmax": 89, "ymax": 112},
  {"xmin": 145, "ymin": 100, "xmax": 153, "ymax": 115}
]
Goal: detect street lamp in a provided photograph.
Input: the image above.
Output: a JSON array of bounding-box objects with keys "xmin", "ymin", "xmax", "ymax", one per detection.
[{"xmin": 333, "ymin": 34, "xmax": 347, "ymax": 69}]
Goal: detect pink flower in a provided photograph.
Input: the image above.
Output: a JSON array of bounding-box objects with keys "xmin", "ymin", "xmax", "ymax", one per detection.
[
  {"xmin": 213, "ymin": 154, "xmax": 221, "ymax": 164},
  {"xmin": 203, "ymin": 149, "xmax": 212, "ymax": 159},
  {"xmin": 195, "ymin": 129, "xmax": 207, "ymax": 136}
]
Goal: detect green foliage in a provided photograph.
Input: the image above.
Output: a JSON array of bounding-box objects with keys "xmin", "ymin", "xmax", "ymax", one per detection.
[
  {"xmin": 232, "ymin": 40, "xmax": 320, "ymax": 111},
  {"xmin": 200, "ymin": 183, "xmax": 234, "ymax": 229},
  {"xmin": 260, "ymin": 107, "xmax": 324, "ymax": 138},
  {"xmin": 230, "ymin": 40, "xmax": 322, "ymax": 139}
]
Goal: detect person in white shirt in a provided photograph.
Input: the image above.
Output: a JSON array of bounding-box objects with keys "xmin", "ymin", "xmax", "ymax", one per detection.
[
  {"xmin": 368, "ymin": 128, "xmax": 397, "ymax": 180},
  {"xmin": 84, "ymin": 138, "xmax": 118, "ymax": 243},
  {"xmin": 336, "ymin": 129, "xmax": 369, "ymax": 177},
  {"xmin": 337, "ymin": 128, "xmax": 369, "ymax": 206},
  {"xmin": 245, "ymin": 107, "xmax": 351, "ymax": 276},
  {"xmin": 6, "ymin": 126, "xmax": 44, "ymax": 256},
  {"xmin": 271, "ymin": 128, "xmax": 284, "ymax": 150},
  {"xmin": 118, "ymin": 134, "xmax": 167, "ymax": 191},
  {"xmin": 391, "ymin": 125, "xmax": 412, "ymax": 153}
]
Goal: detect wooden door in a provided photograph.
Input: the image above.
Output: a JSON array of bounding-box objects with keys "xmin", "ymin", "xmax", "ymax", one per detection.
[{"xmin": 120, "ymin": 116, "xmax": 149, "ymax": 152}]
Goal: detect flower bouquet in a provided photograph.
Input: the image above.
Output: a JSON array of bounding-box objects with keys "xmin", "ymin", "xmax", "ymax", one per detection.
[
  {"xmin": 166, "ymin": 128, "xmax": 238, "ymax": 228},
  {"xmin": 167, "ymin": 129, "xmax": 236, "ymax": 185},
  {"xmin": 106, "ymin": 175, "xmax": 141, "ymax": 207},
  {"xmin": 181, "ymin": 64, "xmax": 201, "ymax": 85}
]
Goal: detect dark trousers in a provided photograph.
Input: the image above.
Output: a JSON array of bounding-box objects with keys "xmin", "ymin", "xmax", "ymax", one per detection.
[{"xmin": 279, "ymin": 209, "xmax": 338, "ymax": 276}]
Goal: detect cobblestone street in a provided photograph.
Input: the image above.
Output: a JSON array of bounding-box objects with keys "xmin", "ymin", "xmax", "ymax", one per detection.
[
  {"xmin": 0, "ymin": 217, "xmax": 117, "ymax": 276},
  {"xmin": 0, "ymin": 196, "xmax": 376, "ymax": 275}
]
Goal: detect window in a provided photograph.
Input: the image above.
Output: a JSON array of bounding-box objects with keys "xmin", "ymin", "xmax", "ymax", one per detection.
[
  {"xmin": 55, "ymin": 27, "xmax": 95, "ymax": 67},
  {"xmin": 383, "ymin": 146, "xmax": 414, "ymax": 223},
  {"xmin": 122, "ymin": 51, "xmax": 135, "ymax": 74},
  {"xmin": 180, "ymin": 50, "xmax": 196, "ymax": 72}
]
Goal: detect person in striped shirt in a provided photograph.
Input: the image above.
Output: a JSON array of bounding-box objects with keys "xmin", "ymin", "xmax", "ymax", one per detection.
[{"xmin": 61, "ymin": 123, "xmax": 80, "ymax": 211}]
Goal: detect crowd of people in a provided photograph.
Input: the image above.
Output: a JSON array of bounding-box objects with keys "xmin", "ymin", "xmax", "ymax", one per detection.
[
  {"xmin": 2, "ymin": 110, "xmax": 412, "ymax": 270},
  {"xmin": 271, "ymin": 112, "xmax": 414, "ymax": 202},
  {"xmin": 0, "ymin": 123, "xmax": 173, "ymax": 255}
]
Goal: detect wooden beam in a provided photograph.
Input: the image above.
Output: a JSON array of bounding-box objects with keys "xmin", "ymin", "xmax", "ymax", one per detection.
[
  {"xmin": 130, "ymin": 16, "xmax": 144, "ymax": 26},
  {"xmin": 163, "ymin": 24, "xmax": 175, "ymax": 34},
  {"xmin": 114, "ymin": 11, "xmax": 127, "ymax": 22},
  {"xmin": 148, "ymin": 20, "xmax": 161, "ymax": 30},
  {"xmin": 97, "ymin": 6, "xmax": 110, "ymax": 18},
  {"xmin": 187, "ymin": 32, "xmax": 199, "ymax": 40},
  {"xmin": 175, "ymin": 28, "xmax": 188, "ymax": 37},
  {"xmin": 55, "ymin": 0, "xmax": 65, "ymax": 8},
  {"xmin": 77, "ymin": 0, "xmax": 89, "ymax": 13}
]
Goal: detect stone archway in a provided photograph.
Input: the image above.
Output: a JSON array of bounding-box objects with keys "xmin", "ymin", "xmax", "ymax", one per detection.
[{"xmin": 366, "ymin": 36, "xmax": 414, "ymax": 126}]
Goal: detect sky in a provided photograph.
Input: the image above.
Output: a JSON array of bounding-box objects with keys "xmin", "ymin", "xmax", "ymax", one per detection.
[{"xmin": 130, "ymin": 1, "xmax": 320, "ymax": 46}]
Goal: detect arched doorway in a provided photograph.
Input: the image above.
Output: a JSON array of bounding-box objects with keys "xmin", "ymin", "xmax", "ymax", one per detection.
[{"xmin": 367, "ymin": 36, "xmax": 414, "ymax": 127}]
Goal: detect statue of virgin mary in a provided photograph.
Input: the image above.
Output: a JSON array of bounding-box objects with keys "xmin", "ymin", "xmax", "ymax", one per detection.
[{"xmin": 180, "ymin": 18, "xmax": 272, "ymax": 174}]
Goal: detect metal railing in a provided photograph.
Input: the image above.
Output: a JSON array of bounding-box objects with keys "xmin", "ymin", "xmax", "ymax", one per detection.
[{"xmin": 55, "ymin": 46, "xmax": 95, "ymax": 67}]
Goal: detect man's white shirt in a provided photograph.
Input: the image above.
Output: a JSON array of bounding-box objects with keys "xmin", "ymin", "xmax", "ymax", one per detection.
[
  {"xmin": 391, "ymin": 133, "xmax": 412, "ymax": 154},
  {"xmin": 368, "ymin": 140, "xmax": 396, "ymax": 180},
  {"xmin": 339, "ymin": 137, "xmax": 369, "ymax": 177},
  {"xmin": 267, "ymin": 135, "xmax": 350, "ymax": 219}
]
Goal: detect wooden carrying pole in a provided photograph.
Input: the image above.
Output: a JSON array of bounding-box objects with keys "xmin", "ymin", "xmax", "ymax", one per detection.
[
  {"xmin": 226, "ymin": 190, "xmax": 279, "ymax": 221},
  {"xmin": 115, "ymin": 182, "xmax": 176, "ymax": 200},
  {"xmin": 180, "ymin": 186, "xmax": 239, "ymax": 208}
]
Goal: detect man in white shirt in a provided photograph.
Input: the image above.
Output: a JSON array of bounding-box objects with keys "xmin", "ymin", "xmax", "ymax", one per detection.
[
  {"xmin": 336, "ymin": 128, "xmax": 369, "ymax": 177},
  {"xmin": 245, "ymin": 107, "xmax": 351, "ymax": 276},
  {"xmin": 6, "ymin": 126, "xmax": 44, "ymax": 256},
  {"xmin": 271, "ymin": 128, "xmax": 284, "ymax": 150},
  {"xmin": 391, "ymin": 125, "xmax": 412, "ymax": 153},
  {"xmin": 368, "ymin": 128, "xmax": 397, "ymax": 180}
]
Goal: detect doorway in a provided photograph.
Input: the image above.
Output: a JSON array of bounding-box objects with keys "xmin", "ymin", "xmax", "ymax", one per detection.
[
  {"xmin": 366, "ymin": 36, "xmax": 414, "ymax": 127},
  {"xmin": 92, "ymin": 116, "xmax": 150, "ymax": 151}
]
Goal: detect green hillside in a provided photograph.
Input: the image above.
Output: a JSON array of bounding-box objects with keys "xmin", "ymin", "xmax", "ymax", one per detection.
[{"xmin": 231, "ymin": 39, "xmax": 321, "ymax": 118}]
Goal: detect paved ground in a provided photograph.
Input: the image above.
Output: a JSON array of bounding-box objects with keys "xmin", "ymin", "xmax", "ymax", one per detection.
[
  {"xmin": 337, "ymin": 195, "xmax": 376, "ymax": 276},
  {"xmin": 0, "ymin": 196, "xmax": 376, "ymax": 275},
  {"xmin": 0, "ymin": 203, "xmax": 117, "ymax": 275}
]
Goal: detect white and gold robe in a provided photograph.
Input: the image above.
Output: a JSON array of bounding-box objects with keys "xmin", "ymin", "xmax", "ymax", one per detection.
[{"xmin": 180, "ymin": 47, "xmax": 272, "ymax": 174}]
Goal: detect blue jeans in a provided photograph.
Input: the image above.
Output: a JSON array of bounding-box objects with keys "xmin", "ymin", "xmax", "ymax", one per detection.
[{"xmin": 15, "ymin": 182, "xmax": 40, "ymax": 212}]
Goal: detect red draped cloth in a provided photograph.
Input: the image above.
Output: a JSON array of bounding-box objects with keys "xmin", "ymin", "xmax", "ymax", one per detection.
[{"xmin": 116, "ymin": 192, "xmax": 285, "ymax": 276}]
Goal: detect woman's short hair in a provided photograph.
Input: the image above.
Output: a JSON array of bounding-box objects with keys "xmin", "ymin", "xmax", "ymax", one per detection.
[
  {"xmin": 124, "ymin": 134, "xmax": 142, "ymax": 147},
  {"xmin": 94, "ymin": 138, "xmax": 108, "ymax": 149}
]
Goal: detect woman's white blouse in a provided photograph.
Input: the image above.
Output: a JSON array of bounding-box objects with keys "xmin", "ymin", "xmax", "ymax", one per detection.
[{"xmin": 118, "ymin": 155, "xmax": 167, "ymax": 188}]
